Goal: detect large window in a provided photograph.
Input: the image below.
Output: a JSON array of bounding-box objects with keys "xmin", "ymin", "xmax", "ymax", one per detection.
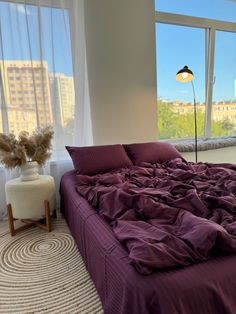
[
  {"xmin": 155, "ymin": 2, "xmax": 236, "ymax": 140},
  {"xmin": 155, "ymin": 0, "xmax": 236, "ymax": 23},
  {"xmin": 0, "ymin": 1, "xmax": 75, "ymax": 155},
  {"xmin": 212, "ymin": 31, "xmax": 236, "ymax": 137},
  {"xmin": 156, "ymin": 24, "xmax": 205, "ymax": 139}
]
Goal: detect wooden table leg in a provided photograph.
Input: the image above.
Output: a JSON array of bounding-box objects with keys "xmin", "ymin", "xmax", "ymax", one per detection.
[
  {"xmin": 7, "ymin": 202, "xmax": 52, "ymax": 235},
  {"xmin": 7, "ymin": 204, "xmax": 15, "ymax": 236},
  {"xmin": 44, "ymin": 200, "xmax": 52, "ymax": 232}
]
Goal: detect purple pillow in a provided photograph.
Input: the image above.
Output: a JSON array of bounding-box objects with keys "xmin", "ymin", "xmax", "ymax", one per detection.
[
  {"xmin": 124, "ymin": 142, "xmax": 183, "ymax": 165},
  {"xmin": 66, "ymin": 144, "xmax": 133, "ymax": 175}
]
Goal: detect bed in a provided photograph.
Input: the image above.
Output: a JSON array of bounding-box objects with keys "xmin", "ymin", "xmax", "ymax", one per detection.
[{"xmin": 60, "ymin": 142, "xmax": 236, "ymax": 314}]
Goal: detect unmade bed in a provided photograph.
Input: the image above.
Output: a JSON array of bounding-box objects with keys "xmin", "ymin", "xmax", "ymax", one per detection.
[{"xmin": 60, "ymin": 142, "xmax": 236, "ymax": 314}]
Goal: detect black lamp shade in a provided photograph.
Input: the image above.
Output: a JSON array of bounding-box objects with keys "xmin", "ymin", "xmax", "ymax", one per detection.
[{"xmin": 176, "ymin": 66, "xmax": 194, "ymax": 83}]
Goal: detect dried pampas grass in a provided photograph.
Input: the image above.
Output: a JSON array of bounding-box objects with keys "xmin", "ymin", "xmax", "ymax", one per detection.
[{"xmin": 0, "ymin": 126, "xmax": 54, "ymax": 169}]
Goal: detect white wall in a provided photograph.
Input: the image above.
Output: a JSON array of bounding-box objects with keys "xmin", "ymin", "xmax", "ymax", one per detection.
[
  {"xmin": 84, "ymin": 0, "xmax": 157, "ymax": 145},
  {"xmin": 182, "ymin": 146, "xmax": 236, "ymax": 164}
]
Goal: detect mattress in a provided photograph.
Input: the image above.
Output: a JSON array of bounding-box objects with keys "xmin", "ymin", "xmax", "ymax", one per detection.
[{"xmin": 60, "ymin": 170, "xmax": 236, "ymax": 314}]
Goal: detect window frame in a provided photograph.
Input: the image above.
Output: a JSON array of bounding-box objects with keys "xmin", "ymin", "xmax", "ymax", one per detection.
[{"xmin": 155, "ymin": 11, "xmax": 236, "ymax": 138}]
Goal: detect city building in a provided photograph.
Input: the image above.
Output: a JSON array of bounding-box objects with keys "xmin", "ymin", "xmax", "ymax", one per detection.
[
  {"xmin": 49, "ymin": 73, "xmax": 75, "ymax": 129},
  {"xmin": 172, "ymin": 101, "xmax": 236, "ymax": 127},
  {"xmin": 0, "ymin": 60, "xmax": 53, "ymax": 134}
]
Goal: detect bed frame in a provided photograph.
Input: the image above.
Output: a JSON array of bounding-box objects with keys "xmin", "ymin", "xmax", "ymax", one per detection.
[{"xmin": 60, "ymin": 170, "xmax": 236, "ymax": 314}]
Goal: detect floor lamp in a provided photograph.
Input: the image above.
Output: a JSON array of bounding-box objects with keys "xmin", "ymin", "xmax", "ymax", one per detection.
[{"xmin": 176, "ymin": 66, "xmax": 198, "ymax": 163}]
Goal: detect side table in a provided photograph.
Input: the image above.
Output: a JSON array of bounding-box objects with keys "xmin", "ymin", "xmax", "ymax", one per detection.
[{"xmin": 5, "ymin": 175, "xmax": 55, "ymax": 236}]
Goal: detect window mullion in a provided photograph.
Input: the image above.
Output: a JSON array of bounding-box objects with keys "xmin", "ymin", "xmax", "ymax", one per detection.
[
  {"xmin": 205, "ymin": 28, "xmax": 215, "ymax": 138},
  {"xmin": 155, "ymin": 11, "xmax": 236, "ymax": 33}
]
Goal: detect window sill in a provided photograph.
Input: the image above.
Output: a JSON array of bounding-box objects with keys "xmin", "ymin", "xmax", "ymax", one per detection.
[{"xmin": 169, "ymin": 137, "xmax": 236, "ymax": 153}]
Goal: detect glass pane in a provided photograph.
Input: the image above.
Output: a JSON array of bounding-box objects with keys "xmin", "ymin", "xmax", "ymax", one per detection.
[
  {"xmin": 156, "ymin": 23, "xmax": 205, "ymax": 140},
  {"xmin": 0, "ymin": 1, "xmax": 75, "ymax": 157},
  {"xmin": 212, "ymin": 31, "xmax": 236, "ymax": 137},
  {"xmin": 155, "ymin": 0, "xmax": 236, "ymax": 23}
]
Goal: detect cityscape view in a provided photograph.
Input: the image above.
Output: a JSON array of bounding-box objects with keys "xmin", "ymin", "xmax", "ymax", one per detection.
[
  {"xmin": 0, "ymin": 2, "xmax": 75, "ymax": 154},
  {"xmin": 1, "ymin": 1, "xmax": 236, "ymax": 145},
  {"xmin": 155, "ymin": 1, "xmax": 236, "ymax": 140},
  {"xmin": 158, "ymin": 99, "xmax": 236, "ymax": 139},
  {"xmin": 0, "ymin": 60, "xmax": 75, "ymax": 148}
]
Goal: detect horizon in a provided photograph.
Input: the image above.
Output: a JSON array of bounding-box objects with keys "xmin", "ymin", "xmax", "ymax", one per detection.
[{"xmin": 158, "ymin": 98, "xmax": 236, "ymax": 104}]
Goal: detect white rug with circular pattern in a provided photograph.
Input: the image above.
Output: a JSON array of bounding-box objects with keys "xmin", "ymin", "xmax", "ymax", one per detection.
[{"xmin": 0, "ymin": 218, "xmax": 104, "ymax": 314}]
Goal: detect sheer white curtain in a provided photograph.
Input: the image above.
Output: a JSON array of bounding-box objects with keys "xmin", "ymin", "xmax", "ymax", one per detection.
[{"xmin": 0, "ymin": 0, "xmax": 92, "ymax": 219}]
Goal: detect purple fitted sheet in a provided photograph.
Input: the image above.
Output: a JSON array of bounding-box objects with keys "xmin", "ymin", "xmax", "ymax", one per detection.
[{"xmin": 60, "ymin": 170, "xmax": 236, "ymax": 314}]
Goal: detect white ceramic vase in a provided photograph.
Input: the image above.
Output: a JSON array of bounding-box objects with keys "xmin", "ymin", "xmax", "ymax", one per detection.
[{"xmin": 20, "ymin": 161, "xmax": 39, "ymax": 181}]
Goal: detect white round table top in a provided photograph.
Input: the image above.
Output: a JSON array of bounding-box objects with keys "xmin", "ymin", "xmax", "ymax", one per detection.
[
  {"xmin": 6, "ymin": 175, "xmax": 54, "ymax": 189},
  {"xmin": 5, "ymin": 175, "xmax": 55, "ymax": 219}
]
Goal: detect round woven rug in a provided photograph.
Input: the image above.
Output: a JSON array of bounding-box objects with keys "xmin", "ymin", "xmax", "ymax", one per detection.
[{"xmin": 0, "ymin": 218, "xmax": 103, "ymax": 314}]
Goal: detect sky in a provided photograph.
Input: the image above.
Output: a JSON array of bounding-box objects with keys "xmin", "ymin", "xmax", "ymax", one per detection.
[
  {"xmin": 0, "ymin": 1, "xmax": 73, "ymax": 76},
  {"xmin": 155, "ymin": 0, "xmax": 236, "ymax": 103},
  {"xmin": 0, "ymin": 1, "xmax": 236, "ymax": 103}
]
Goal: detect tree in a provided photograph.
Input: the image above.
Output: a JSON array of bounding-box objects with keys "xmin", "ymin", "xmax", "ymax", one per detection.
[
  {"xmin": 157, "ymin": 100, "xmax": 231, "ymax": 139},
  {"xmin": 157, "ymin": 101, "xmax": 176, "ymax": 139}
]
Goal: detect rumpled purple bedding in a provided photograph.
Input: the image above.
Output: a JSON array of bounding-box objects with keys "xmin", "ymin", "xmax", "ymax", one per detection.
[{"xmin": 76, "ymin": 158, "xmax": 236, "ymax": 275}]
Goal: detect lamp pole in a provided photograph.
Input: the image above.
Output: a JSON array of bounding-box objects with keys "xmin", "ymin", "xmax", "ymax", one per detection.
[
  {"xmin": 191, "ymin": 81, "xmax": 198, "ymax": 163},
  {"xmin": 176, "ymin": 66, "xmax": 198, "ymax": 163}
]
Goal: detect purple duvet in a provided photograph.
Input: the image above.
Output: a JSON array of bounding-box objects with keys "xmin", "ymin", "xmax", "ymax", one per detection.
[{"xmin": 76, "ymin": 158, "xmax": 236, "ymax": 275}]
